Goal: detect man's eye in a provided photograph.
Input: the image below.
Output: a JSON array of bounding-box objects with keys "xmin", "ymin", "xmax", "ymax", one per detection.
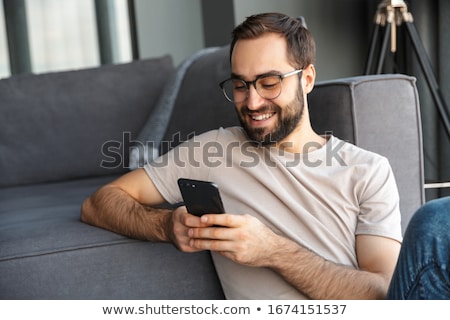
[
  {"xmin": 232, "ymin": 81, "xmax": 247, "ymax": 91},
  {"xmin": 261, "ymin": 82, "xmax": 278, "ymax": 89},
  {"xmin": 259, "ymin": 77, "xmax": 279, "ymax": 90}
]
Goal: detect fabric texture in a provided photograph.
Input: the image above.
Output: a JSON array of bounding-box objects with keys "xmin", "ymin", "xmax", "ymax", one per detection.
[
  {"xmin": 308, "ymin": 74, "xmax": 424, "ymax": 232},
  {"xmin": 144, "ymin": 126, "xmax": 402, "ymax": 299},
  {"xmin": 129, "ymin": 47, "xmax": 223, "ymax": 170},
  {"xmin": 0, "ymin": 175, "xmax": 224, "ymax": 299},
  {"xmin": 159, "ymin": 45, "xmax": 240, "ymax": 155},
  {"xmin": 0, "ymin": 56, "xmax": 174, "ymax": 187},
  {"xmin": 387, "ymin": 196, "xmax": 450, "ymax": 299}
]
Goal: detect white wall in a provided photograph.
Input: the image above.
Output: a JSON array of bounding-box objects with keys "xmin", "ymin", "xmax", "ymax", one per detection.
[
  {"xmin": 233, "ymin": 0, "xmax": 302, "ymax": 24},
  {"xmin": 134, "ymin": 0, "xmax": 204, "ymax": 66}
]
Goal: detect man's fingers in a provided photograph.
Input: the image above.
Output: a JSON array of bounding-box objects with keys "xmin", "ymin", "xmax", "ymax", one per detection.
[{"xmin": 200, "ymin": 213, "xmax": 242, "ymax": 227}]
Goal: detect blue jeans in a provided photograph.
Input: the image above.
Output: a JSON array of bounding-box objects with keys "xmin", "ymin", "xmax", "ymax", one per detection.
[{"xmin": 387, "ymin": 196, "xmax": 450, "ymax": 299}]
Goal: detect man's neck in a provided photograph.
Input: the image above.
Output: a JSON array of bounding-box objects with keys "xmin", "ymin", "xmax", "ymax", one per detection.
[{"xmin": 274, "ymin": 121, "xmax": 327, "ymax": 154}]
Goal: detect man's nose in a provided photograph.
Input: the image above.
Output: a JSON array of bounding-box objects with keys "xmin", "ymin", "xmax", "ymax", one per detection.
[{"xmin": 245, "ymin": 84, "xmax": 265, "ymax": 110}]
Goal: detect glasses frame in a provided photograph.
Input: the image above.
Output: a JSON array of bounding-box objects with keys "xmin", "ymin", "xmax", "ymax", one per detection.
[{"xmin": 219, "ymin": 69, "xmax": 303, "ymax": 103}]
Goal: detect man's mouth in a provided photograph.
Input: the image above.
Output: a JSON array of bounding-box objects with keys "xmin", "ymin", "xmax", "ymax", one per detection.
[{"xmin": 250, "ymin": 112, "xmax": 276, "ymax": 121}]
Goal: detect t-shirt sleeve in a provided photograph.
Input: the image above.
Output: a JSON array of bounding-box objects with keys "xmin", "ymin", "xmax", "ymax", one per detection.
[
  {"xmin": 144, "ymin": 129, "xmax": 221, "ymax": 204},
  {"xmin": 355, "ymin": 156, "xmax": 403, "ymax": 242}
]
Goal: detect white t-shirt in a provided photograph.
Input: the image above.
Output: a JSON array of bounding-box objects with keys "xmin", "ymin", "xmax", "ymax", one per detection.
[{"xmin": 145, "ymin": 126, "xmax": 402, "ymax": 299}]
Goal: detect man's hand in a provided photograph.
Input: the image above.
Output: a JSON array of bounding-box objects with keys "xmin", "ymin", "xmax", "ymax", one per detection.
[
  {"xmin": 170, "ymin": 206, "xmax": 219, "ymax": 253},
  {"xmin": 187, "ymin": 213, "xmax": 279, "ymax": 266}
]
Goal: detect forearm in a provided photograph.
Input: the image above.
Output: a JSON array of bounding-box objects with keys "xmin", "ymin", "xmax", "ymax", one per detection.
[
  {"xmin": 81, "ymin": 184, "xmax": 173, "ymax": 242},
  {"xmin": 268, "ymin": 237, "xmax": 388, "ymax": 299}
]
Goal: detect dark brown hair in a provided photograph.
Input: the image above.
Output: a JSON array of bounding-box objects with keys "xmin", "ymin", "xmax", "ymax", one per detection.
[{"xmin": 230, "ymin": 12, "xmax": 316, "ymax": 69}]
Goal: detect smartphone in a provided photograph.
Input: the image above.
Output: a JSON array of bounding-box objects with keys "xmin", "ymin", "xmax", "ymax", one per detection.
[{"xmin": 177, "ymin": 178, "xmax": 225, "ymax": 216}]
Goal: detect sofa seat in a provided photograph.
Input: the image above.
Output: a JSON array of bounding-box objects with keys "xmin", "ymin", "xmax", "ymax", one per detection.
[{"xmin": 0, "ymin": 175, "xmax": 224, "ymax": 299}]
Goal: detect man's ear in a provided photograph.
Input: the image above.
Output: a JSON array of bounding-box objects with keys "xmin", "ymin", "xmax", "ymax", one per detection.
[{"xmin": 303, "ymin": 64, "xmax": 316, "ymax": 94}]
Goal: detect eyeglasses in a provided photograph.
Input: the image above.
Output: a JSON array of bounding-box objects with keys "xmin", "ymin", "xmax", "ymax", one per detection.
[{"xmin": 219, "ymin": 69, "xmax": 302, "ymax": 103}]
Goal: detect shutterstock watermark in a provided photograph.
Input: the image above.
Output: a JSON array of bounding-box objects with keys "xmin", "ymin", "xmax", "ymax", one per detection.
[{"xmin": 100, "ymin": 131, "xmax": 347, "ymax": 169}]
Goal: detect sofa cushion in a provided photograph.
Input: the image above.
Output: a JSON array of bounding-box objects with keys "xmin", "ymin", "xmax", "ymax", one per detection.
[
  {"xmin": 0, "ymin": 175, "xmax": 224, "ymax": 299},
  {"xmin": 0, "ymin": 56, "xmax": 174, "ymax": 187}
]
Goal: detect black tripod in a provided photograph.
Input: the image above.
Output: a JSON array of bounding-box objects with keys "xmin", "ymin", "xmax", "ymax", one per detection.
[{"xmin": 364, "ymin": 0, "xmax": 450, "ymax": 139}]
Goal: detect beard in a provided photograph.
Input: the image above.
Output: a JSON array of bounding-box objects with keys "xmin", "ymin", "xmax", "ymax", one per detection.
[{"xmin": 237, "ymin": 88, "xmax": 304, "ymax": 146}]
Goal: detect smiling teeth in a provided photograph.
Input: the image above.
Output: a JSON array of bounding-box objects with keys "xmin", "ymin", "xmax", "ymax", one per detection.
[{"xmin": 252, "ymin": 113, "xmax": 273, "ymax": 121}]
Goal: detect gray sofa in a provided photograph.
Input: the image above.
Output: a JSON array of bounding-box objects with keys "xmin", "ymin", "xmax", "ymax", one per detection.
[{"xmin": 0, "ymin": 45, "xmax": 424, "ymax": 299}]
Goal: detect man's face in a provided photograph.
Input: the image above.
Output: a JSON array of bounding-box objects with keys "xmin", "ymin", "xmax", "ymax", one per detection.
[{"xmin": 231, "ymin": 33, "xmax": 305, "ymax": 146}]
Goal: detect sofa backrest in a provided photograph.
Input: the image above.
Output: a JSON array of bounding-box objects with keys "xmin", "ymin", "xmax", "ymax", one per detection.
[{"xmin": 0, "ymin": 56, "xmax": 174, "ymax": 187}]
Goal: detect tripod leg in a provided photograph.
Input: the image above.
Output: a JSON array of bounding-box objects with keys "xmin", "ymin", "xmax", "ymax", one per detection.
[
  {"xmin": 405, "ymin": 21, "xmax": 450, "ymax": 139},
  {"xmin": 376, "ymin": 22, "xmax": 391, "ymax": 74},
  {"xmin": 365, "ymin": 23, "xmax": 381, "ymax": 74}
]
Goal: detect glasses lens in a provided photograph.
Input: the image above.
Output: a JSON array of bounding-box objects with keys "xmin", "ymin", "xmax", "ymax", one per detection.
[
  {"xmin": 255, "ymin": 75, "xmax": 282, "ymax": 100},
  {"xmin": 221, "ymin": 79, "xmax": 247, "ymax": 103}
]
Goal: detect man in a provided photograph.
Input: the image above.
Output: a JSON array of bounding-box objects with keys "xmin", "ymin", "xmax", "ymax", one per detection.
[{"xmin": 81, "ymin": 12, "xmax": 402, "ymax": 299}]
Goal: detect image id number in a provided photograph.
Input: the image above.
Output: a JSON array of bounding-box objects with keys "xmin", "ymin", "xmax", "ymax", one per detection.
[{"xmin": 268, "ymin": 304, "xmax": 346, "ymax": 315}]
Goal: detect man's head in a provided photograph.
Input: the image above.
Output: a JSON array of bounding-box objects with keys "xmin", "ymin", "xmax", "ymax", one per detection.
[
  {"xmin": 222, "ymin": 13, "xmax": 316, "ymax": 146},
  {"xmin": 230, "ymin": 13, "xmax": 315, "ymax": 70}
]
